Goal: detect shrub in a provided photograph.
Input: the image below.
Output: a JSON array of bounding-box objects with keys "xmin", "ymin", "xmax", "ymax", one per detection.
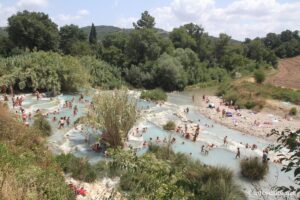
[
  {"xmin": 240, "ymin": 157, "xmax": 269, "ymax": 181},
  {"xmin": 111, "ymin": 146, "xmax": 246, "ymax": 200},
  {"xmin": 140, "ymin": 88, "xmax": 167, "ymax": 101},
  {"xmin": 289, "ymin": 107, "xmax": 297, "ymax": 116},
  {"xmin": 32, "ymin": 114, "xmax": 52, "ymax": 136},
  {"xmin": 254, "ymin": 70, "xmax": 265, "ymax": 84},
  {"xmin": 163, "ymin": 121, "xmax": 176, "ymax": 131},
  {"xmin": 56, "ymin": 153, "xmax": 97, "ymax": 182}
]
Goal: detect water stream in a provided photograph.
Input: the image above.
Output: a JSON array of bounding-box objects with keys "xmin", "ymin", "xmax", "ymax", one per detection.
[{"xmin": 8, "ymin": 91, "xmax": 298, "ymax": 199}]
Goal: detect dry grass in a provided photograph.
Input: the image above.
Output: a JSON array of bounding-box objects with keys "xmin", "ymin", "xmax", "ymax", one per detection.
[
  {"xmin": 0, "ymin": 103, "xmax": 74, "ymax": 200},
  {"xmin": 266, "ymin": 55, "xmax": 300, "ymax": 90}
]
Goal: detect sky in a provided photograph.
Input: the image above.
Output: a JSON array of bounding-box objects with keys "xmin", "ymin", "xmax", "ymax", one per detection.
[{"xmin": 0, "ymin": 0, "xmax": 299, "ymax": 40}]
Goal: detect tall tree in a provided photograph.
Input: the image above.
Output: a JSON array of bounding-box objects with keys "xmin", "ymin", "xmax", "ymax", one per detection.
[
  {"xmin": 215, "ymin": 33, "xmax": 231, "ymax": 62},
  {"xmin": 7, "ymin": 10, "xmax": 59, "ymax": 51},
  {"xmin": 133, "ymin": 11, "xmax": 155, "ymax": 29},
  {"xmin": 126, "ymin": 29, "xmax": 161, "ymax": 65},
  {"xmin": 59, "ymin": 24, "xmax": 87, "ymax": 55},
  {"xmin": 89, "ymin": 23, "xmax": 97, "ymax": 44}
]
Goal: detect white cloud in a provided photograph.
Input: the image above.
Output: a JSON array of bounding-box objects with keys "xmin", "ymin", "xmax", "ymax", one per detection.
[
  {"xmin": 115, "ymin": 17, "xmax": 138, "ymax": 29},
  {"xmin": 0, "ymin": 4, "xmax": 17, "ymax": 26},
  {"xmin": 17, "ymin": 0, "xmax": 49, "ymax": 10},
  {"xmin": 147, "ymin": 0, "xmax": 300, "ymax": 40},
  {"xmin": 78, "ymin": 9, "xmax": 89, "ymax": 16},
  {"xmin": 55, "ymin": 9, "xmax": 90, "ymax": 26},
  {"xmin": 0, "ymin": 0, "xmax": 49, "ymax": 26}
]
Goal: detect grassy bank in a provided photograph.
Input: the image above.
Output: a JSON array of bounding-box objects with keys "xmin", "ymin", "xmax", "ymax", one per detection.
[
  {"xmin": 218, "ymin": 81, "xmax": 300, "ymax": 110},
  {"xmin": 140, "ymin": 88, "xmax": 167, "ymax": 101},
  {"xmin": 0, "ymin": 103, "xmax": 74, "ymax": 200}
]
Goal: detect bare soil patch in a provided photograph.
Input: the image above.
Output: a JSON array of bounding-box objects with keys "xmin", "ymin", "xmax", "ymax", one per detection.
[{"xmin": 266, "ymin": 56, "xmax": 300, "ymax": 90}]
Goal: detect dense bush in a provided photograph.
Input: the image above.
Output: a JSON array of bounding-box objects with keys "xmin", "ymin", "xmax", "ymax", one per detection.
[
  {"xmin": 140, "ymin": 88, "xmax": 167, "ymax": 101},
  {"xmin": 110, "ymin": 145, "xmax": 246, "ymax": 200},
  {"xmin": 289, "ymin": 107, "xmax": 297, "ymax": 116},
  {"xmin": 32, "ymin": 114, "xmax": 52, "ymax": 136},
  {"xmin": 80, "ymin": 56, "xmax": 121, "ymax": 89},
  {"xmin": 0, "ymin": 51, "xmax": 89, "ymax": 94},
  {"xmin": 240, "ymin": 157, "xmax": 269, "ymax": 181},
  {"xmin": 163, "ymin": 121, "xmax": 176, "ymax": 131},
  {"xmin": 55, "ymin": 153, "xmax": 97, "ymax": 182},
  {"xmin": 254, "ymin": 70, "xmax": 266, "ymax": 84}
]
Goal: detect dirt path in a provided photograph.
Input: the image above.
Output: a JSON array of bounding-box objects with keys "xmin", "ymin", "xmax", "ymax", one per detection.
[{"xmin": 266, "ymin": 55, "xmax": 300, "ymax": 90}]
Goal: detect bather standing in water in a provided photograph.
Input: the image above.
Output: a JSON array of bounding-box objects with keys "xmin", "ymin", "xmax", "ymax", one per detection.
[
  {"xmin": 235, "ymin": 147, "xmax": 241, "ymax": 159},
  {"xmin": 223, "ymin": 136, "xmax": 228, "ymax": 146},
  {"xmin": 66, "ymin": 117, "xmax": 70, "ymax": 126},
  {"xmin": 193, "ymin": 125, "xmax": 200, "ymax": 142}
]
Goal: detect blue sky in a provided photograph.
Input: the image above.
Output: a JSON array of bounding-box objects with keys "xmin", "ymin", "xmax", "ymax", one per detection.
[{"xmin": 0, "ymin": 0, "xmax": 299, "ymax": 40}]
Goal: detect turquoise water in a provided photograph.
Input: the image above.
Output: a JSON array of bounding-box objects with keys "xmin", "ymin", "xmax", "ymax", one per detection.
[{"xmin": 8, "ymin": 92, "xmax": 298, "ymax": 199}]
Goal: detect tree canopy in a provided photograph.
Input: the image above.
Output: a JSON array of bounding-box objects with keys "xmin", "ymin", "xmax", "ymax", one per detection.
[
  {"xmin": 59, "ymin": 24, "xmax": 87, "ymax": 55},
  {"xmin": 89, "ymin": 23, "xmax": 97, "ymax": 44},
  {"xmin": 7, "ymin": 10, "xmax": 60, "ymax": 51},
  {"xmin": 133, "ymin": 11, "xmax": 155, "ymax": 29}
]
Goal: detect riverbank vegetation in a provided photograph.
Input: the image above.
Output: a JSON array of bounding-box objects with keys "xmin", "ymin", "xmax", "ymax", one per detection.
[
  {"xmin": 140, "ymin": 88, "xmax": 167, "ymax": 101},
  {"xmin": 109, "ymin": 145, "xmax": 247, "ymax": 199},
  {"xmin": 240, "ymin": 157, "xmax": 269, "ymax": 181},
  {"xmin": 163, "ymin": 121, "xmax": 176, "ymax": 131},
  {"xmin": 218, "ymin": 81, "xmax": 300, "ymax": 110},
  {"xmin": 0, "ymin": 103, "xmax": 74, "ymax": 199},
  {"xmin": 56, "ymin": 153, "xmax": 97, "ymax": 182}
]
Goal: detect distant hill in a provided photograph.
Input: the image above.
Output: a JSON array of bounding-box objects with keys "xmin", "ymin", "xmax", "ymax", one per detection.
[
  {"xmin": 81, "ymin": 25, "xmax": 169, "ymax": 40},
  {"xmin": 81, "ymin": 25, "xmax": 240, "ymax": 43},
  {"xmin": 81, "ymin": 25, "xmax": 131, "ymax": 40}
]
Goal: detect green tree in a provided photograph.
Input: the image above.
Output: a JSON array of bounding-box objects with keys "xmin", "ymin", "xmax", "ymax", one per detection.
[
  {"xmin": 80, "ymin": 56, "xmax": 121, "ymax": 89},
  {"xmin": 154, "ymin": 54, "xmax": 188, "ymax": 91},
  {"xmin": 126, "ymin": 29, "xmax": 161, "ymax": 65},
  {"xmin": 69, "ymin": 41, "xmax": 93, "ymax": 56},
  {"xmin": 215, "ymin": 33, "xmax": 231, "ymax": 62},
  {"xmin": 7, "ymin": 10, "xmax": 59, "ymax": 51},
  {"xmin": 133, "ymin": 11, "xmax": 155, "ymax": 29},
  {"xmin": 101, "ymin": 32, "xmax": 128, "ymax": 67},
  {"xmin": 89, "ymin": 23, "xmax": 97, "ymax": 44},
  {"xmin": 0, "ymin": 36, "xmax": 13, "ymax": 57},
  {"xmin": 169, "ymin": 27, "xmax": 196, "ymax": 49},
  {"xmin": 59, "ymin": 24, "xmax": 87, "ymax": 55},
  {"xmin": 173, "ymin": 48, "xmax": 200, "ymax": 84}
]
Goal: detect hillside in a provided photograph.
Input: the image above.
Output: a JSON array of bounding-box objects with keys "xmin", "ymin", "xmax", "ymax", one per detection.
[
  {"xmin": 81, "ymin": 25, "xmax": 169, "ymax": 40},
  {"xmin": 266, "ymin": 55, "xmax": 300, "ymax": 90},
  {"xmin": 81, "ymin": 25, "xmax": 131, "ymax": 40}
]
